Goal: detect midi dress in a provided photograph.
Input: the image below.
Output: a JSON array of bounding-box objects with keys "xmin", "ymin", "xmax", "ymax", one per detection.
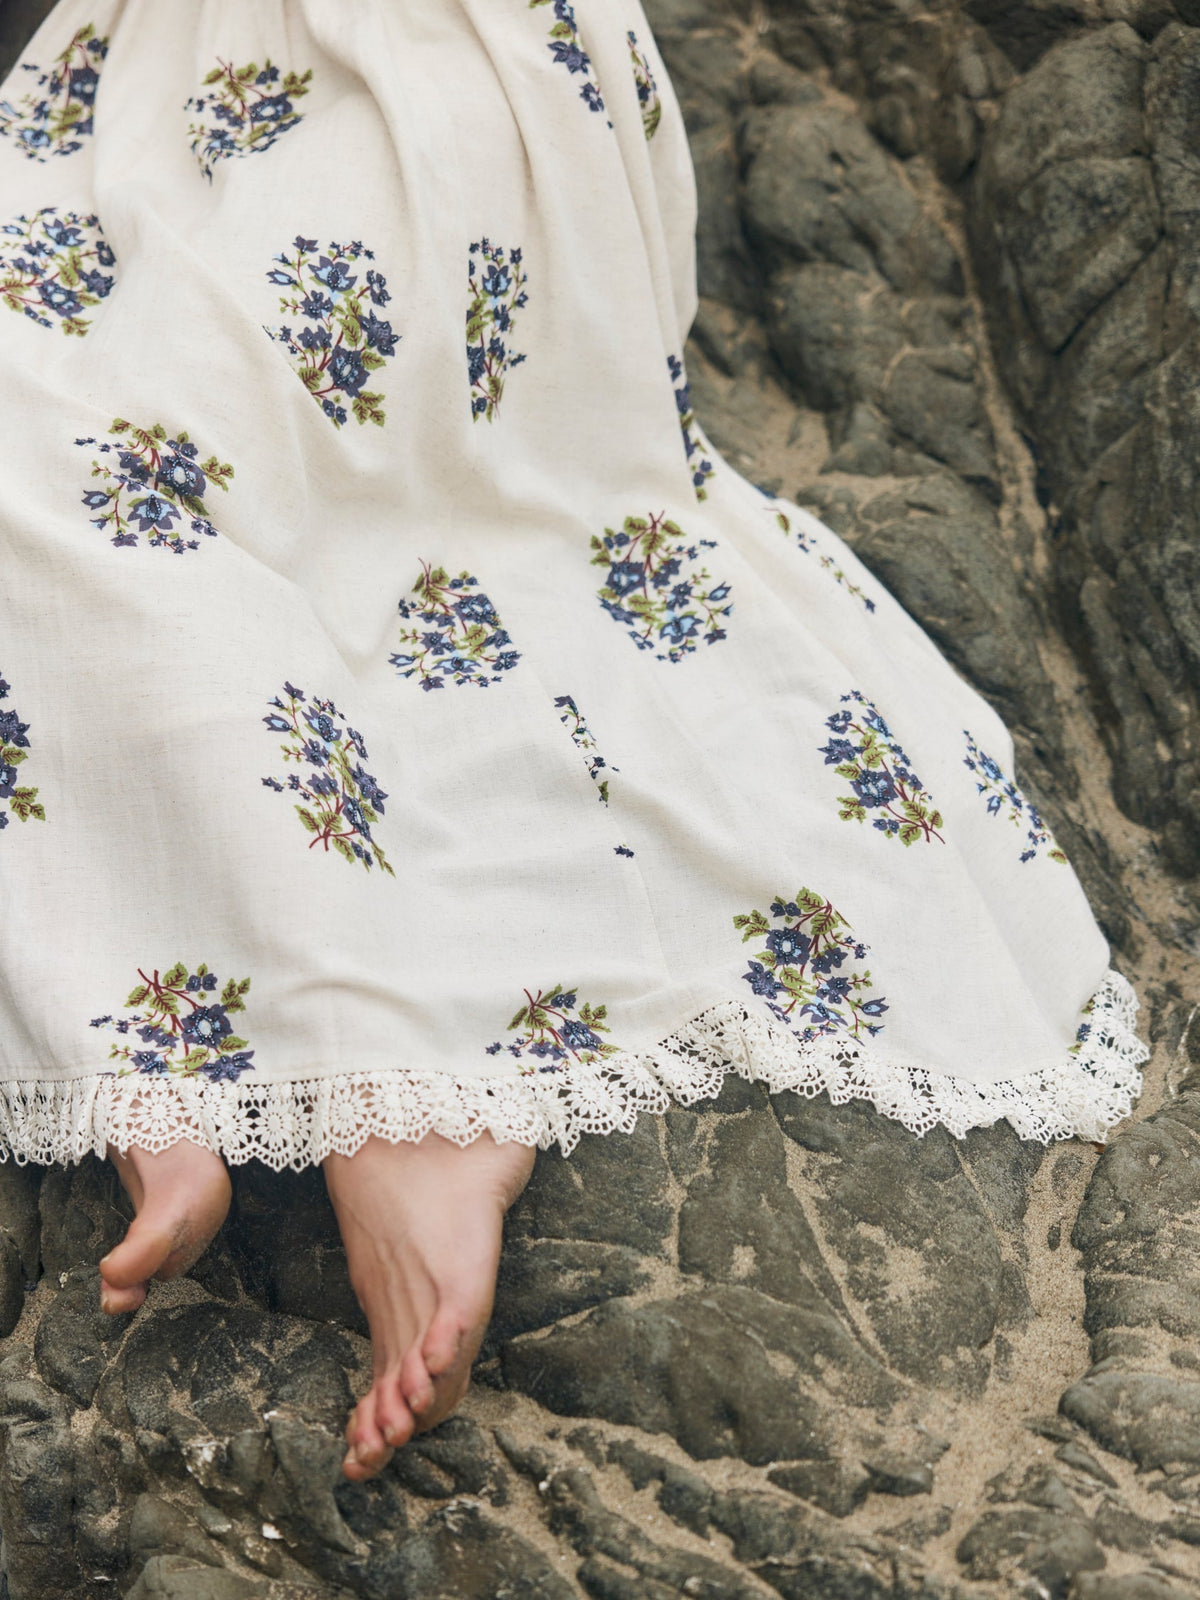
[{"xmin": 0, "ymin": 0, "xmax": 1148, "ymax": 1172}]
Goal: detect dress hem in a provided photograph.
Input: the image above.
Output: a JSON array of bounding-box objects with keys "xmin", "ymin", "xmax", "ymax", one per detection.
[{"xmin": 0, "ymin": 969, "xmax": 1148, "ymax": 1171}]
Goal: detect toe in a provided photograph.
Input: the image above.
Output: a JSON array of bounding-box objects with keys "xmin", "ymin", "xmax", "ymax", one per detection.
[
  {"xmin": 421, "ymin": 1304, "xmax": 465, "ymax": 1379},
  {"xmin": 414, "ymin": 1365, "xmax": 471, "ymax": 1435},
  {"xmin": 98, "ymin": 1274, "xmax": 146, "ymax": 1315},
  {"xmin": 375, "ymin": 1367, "xmax": 417, "ymax": 1448},
  {"xmin": 100, "ymin": 1139, "xmax": 231, "ymax": 1291},
  {"xmin": 98, "ymin": 1218, "xmax": 179, "ymax": 1291},
  {"xmin": 400, "ymin": 1342, "xmax": 435, "ymax": 1418},
  {"xmin": 343, "ymin": 1389, "xmax": 393, "ymax": 1481}
]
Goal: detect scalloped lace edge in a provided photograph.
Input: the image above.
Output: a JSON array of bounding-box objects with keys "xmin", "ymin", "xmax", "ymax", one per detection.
[{"xmin": 0, "ymin": 970, "xmax": 1148, "ymax": 1171}]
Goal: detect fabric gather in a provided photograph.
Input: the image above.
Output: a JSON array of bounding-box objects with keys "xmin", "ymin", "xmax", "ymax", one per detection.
[{"xmin": 0, "ymin": 970, "xmax": 1147, "ymax": 1172}]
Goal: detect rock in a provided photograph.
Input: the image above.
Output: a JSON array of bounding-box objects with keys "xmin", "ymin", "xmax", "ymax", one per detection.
[
  {"xmin": 823, "ymin": 402, "xmax": 894, "ymax": 477},
  {"xmin": 129, "ymin": 1494, "xmax": 229, "ymax": 1570},
  {"xmin": 507, "ymin": 1116, "xmax": 674, "ymax": 1258},
  {"xmin": 542, "ymin": 1465, "xmax": 761, "ymax": 1600},
  {"xmin": 956, "ymin": 1505, "xmax": 1106, "ymax": 1591},
  {"xmin": 741, "ymin": 102, "xmax": 962, "ymax": 294},
  {"xmin": 124, "ymin": 1558, "xmax": 262, "ymax": 1600},
  {"xmin": 0, "ymin": 0, "xmax": 57, "ymax": 82},
  {"xmin": 486, "ymin": 1237, "xmax": 652, "ymax": 1355},
  {"xmin": 0, "ymin": 1161, "xmax": 41, "ymax": 1281},
  {"xmin": 1074, "ymin": 1577, "xmax": 1196, "ymax": 1600},
  {"xmin": 230, "ymin": 1166, "xmax": 362, "ymax": 1333},
  {"xmin": 1062, "ymin": 1373, "xmax": 1200, "ymax": 1471},
  {"xmin": 0, "ymin": 1366, "xmax": 79, "ymax": 1598},
  {"xmin": 38, "ymin": 1155, "xmax": 128, "ymax": 1280},
  {"xmin": 1003, "ymin": 156, "xmax": 1160, "ymax": 353},
  {"xmin": 503, "ymin": 1283, "xmax": 912, "ymax": 1465},
  {"xmin": 388, "ymin": 1417, "xmax": 509, "ymax": 1505},
  {"xmin": 816, "ymin": 474, "xmax": 1053, "ymax": 731},
  {"xmin": 0, "ymin": 1230, "xmax": 24, "ymax": 1341},
  {"xmin": 2, "ymin": 1, "xmax": 1200, "ymax": 1596},
  {"xmin": 863, "ymin": 1457, "xmax": 934, "ymax": 1498},
  {"xmin": 772, "ymin": 1093, "xmax": 1003, "ymax": 1396},
  {"xmin": 33, "ymin": 1265, "xmax": 133, "ymax": 1408},
  {"xmin": 767, "ymin": 263, "xmax": 907, "ymax": 414},
  {"xmin": 740, "ymin": 90, "xmax": 999, "ymax": 505},
  {"xmin": 1062, "ymin": 1092, "xmax": 1200, "ymax": 1473},
  {"xmin": 766, "ymin": 1460, "xmax": 871, "ymax": 1520},
  {"xmin": 382, "ymin": 1500, "xmax": 576, "ymax": 1600},
  {"xmin": 1056, "ymin": 1442, "xmax": 1119, "ymax": 1488},
  {"xmin": 970, "ymin": 17, "xmax": 1200, "ymax": 860},
  {"xmin": 673, "ymin": 1105, "xmax": 852, "ymax": 1315}
]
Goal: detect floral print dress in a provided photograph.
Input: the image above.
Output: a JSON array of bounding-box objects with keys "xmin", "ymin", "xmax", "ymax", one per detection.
[{"xmin": 0, "ymin": 0, "xmax": 1146, "ymax": 1171}]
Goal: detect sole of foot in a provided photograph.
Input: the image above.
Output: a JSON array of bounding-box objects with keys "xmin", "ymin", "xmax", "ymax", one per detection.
[
  {"xmin": 98, "ymin": 1138, "xmax": 232, "ymax": 1314},
  {"xmin": 323, "ymin": 1130, "xmax": 536, "ymax": 1481}
]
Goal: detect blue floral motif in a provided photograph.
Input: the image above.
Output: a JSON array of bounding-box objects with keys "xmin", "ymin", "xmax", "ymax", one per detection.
[
  {"xmin": 261, "ymin": 683, "xmax": 394, "ymax": 875},
  {"xmin": 1068, "ymin": 997, "xmax": 1094, "ymax": 1056},
  {"xmin": 554, "ymin": 694, "xmax": 615, "ymax": 802},
  {"xmin": 391, "ymin": 563, "xmax": 520, "ymax": 689},
  {"xmin": 487, "ymin": 982, "xmax": 619, "ymax": 1075},
  {"xmin": 92, "ymin": 961, "xmax": 255, "ymax": 1081},
  {"xmin": 530, "ymin": 1, "xmax": 608, "ymax": 121},
  {"xmin": 734, "ymin": 889, "xmax": 887, "ymax": 1043},
  {"xmin": 185, "ymin": 57, "xmax": 312, "ymax": 180},
  {"xmin": 0, "ymin": 25, "xmax": 108, "ymax": 161},
  {"xmin": 627, "ymin": 31, "xmax": 662, "ymax": 139},
  {"xmin": 963, "ymin": 729, "xmax": 1067, "ymax": 865},
  {"xmin": 75, "ymin": 421, "xmax": 232, "ymax": 554},
  {"xmin": 0, "ymin": 208, "xmax": 115, "ymax": 335},
  {"xmin": 591, "ymin": 511, "xmax": 731, "ymax": 663},
  {"xmin": 467, "ymin": 239, "xmax": 528, "ymax": 422},
  {"xmin": 264, "ymin": 236, "xmax": 397, "ymax": 428},
  {"xmin": 824, "ymin": 690, "xmax": 945, "ymax": 845},
  {"xmin": 0, "ymin": 672, "xmax": 44, "ymax": 831},
  {"xmin": 770, "ymin": 503, "xmax": 878, "ymax": 613},
  {"xmin": 667, "ymin": 354, "xmax": 714, "ymax": 500}
]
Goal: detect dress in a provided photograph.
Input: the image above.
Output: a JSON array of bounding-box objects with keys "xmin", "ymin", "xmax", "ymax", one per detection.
[{"xmin": 0, "ymin": 0, "xmax": 1147, "ymax": 1171}]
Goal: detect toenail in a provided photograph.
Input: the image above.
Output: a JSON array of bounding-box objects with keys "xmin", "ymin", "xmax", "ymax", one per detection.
[{"xmin": 353, "ymin": 1442, "xmax": 373, "ymax": 1464}]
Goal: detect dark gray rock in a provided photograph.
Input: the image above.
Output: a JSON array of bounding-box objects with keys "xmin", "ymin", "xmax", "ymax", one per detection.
[
  {"xmin": 388, "ymin": 1417, "xmax": 509, "ymax": 1505},
  {"xmin": 129, "ymin": 1494, "xmax": 230, "ymax": 1571},
  {"xmin": 772, "ymin": 1093, "xmax": 1002, "ymax": 1396},
  {"xmin": 486, "ymin": 1237, "xmax": 652, "ymax": 1356},
  {"xmin": 0, "ymin": 1228, "xmax": 24, "ymax": 1342},
  {"xmin": 0, "ymin": 1163, "xmax": 42, "ymax": 1283},
  {"xmin": 1003, "ymin": 156, "xmax": 1160, "ymax": 354},
  {"xmin": 38, "ymin": 1155, "xmax": 128, "ymax": 1280},
  {"xmin": 506, "ymin": 1115, "xmax": 674, "ymax": 1257},
  {"xmin": 1062, "ymin": 1092, "xmax": 1200, "ymax": 1475},
  {"xmin": 377, "ymin": 1499, "xmax": 575, "ymax": 1600},
  {"xmin": 674, "ymin": 1107, "xmax": 851, "ymax": 1315},
  {"xmin": 741, "ymin": 103, "xmax": 962, "ymax": 294},
  {"xmin": 956, "ymin": 1505, "xmax": 1105, "ymax": 1592},
  {"xmin": 229, "ymin": 1166, "xmax": 361, "ymax": 1333},
  {"xmin": 0, "ymin": 0, "xmax": 57, "ymax": 82},
  {"xmin": 33, "ymin": 1265, "xmax": 133, "ymax": 1409},
  {"xmin": 0, "ymin": 1363, "xmax": 79, "ymax": 1598},
  {"xmin": 969, "ymin": 17, "xmax": 1200, "ymax": 863},
  {"xmin": 543, "ymin": 1465, "xmax": 761, "ymax": 1600},
  {"xmin": 124, "ymin": 1559, "xmax": 263, "ymax": 1600},
  {"xmin": 2, "ymin": 1, "xmax": 1200, "ymax": 1596},
  {"xmin": 1075, "ymin": 1576, "xmax": 1198, "ymax": 1600}
]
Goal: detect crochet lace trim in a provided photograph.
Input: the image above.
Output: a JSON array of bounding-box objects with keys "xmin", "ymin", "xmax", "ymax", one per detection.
[{"xmin": 0, "ymin": 970, "xmax": 1147, "ymax": 1171}]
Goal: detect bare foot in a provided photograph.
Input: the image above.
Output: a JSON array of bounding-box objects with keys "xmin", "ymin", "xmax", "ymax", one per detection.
[
  {"xmin": 98, "ymin": 1139, "xmax": 232, "ymax": 1314},
  {"xmin": 323, "ymin": 1131, "xmax": 536, "ymax": 1481}
]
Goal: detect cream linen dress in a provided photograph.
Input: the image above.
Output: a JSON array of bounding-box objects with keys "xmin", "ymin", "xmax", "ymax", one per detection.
[{"xmin": 0, "ymin": 0, "xmax": 1147, "ymax": 1170}]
